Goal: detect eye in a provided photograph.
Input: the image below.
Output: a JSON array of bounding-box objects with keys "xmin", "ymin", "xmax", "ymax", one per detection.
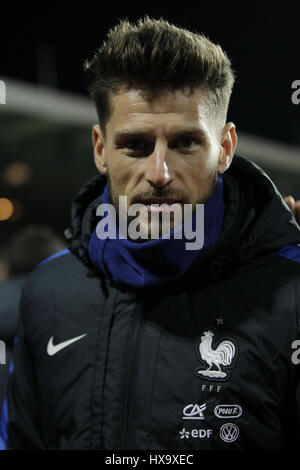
[
  {"xmin": 120, "ymin": 138, "xmax": 154, "ymax": 157},
  {"xmin": 126, "ymin": 139, "xmax": 148, "ymax": 151},
  {"xmin": 170, "ymin": 136, "xmax": 200, "ymax": 152},
  {"xmin": 178, "ymin": 138, "xmax": 197, "ymax": 148}
]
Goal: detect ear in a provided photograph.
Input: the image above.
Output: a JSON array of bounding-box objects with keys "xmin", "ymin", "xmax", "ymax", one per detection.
[
  {"xmin": 217, "ymin": 122, "xmax": 238, "ymax": 174},
  {"xmin": 92, "ymin": 124, "xmax": 107, "ymax": 175}
]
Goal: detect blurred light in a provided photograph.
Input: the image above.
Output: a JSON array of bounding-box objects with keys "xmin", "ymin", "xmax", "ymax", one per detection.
[
  {"xmin": 2, "ymin": 162, "xmax": 31, "ymax": 186},
  {"xmin": 0, "ymin": 198, "xmax": 14, "ymax": 221},
  {"xmin": 8, "ymin": 200, "xmax": 23, "ymax": 221}
]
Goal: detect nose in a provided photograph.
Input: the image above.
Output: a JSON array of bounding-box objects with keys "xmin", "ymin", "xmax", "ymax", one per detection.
[{"xmin": 144, "ymin": 141, "xmax": 173, "ymax": 188}]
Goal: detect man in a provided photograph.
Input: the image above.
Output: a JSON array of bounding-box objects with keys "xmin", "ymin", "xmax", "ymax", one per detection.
[
  {"xmin": 0, "ymin": 225, "xmax": 67, "ymax": 412},
  {"xmin": 0, "ymin": 225, "xmax": 67, "ymax": 447},
  {"xmin": 2, "ymin": 17, "xmax": 300, "ymax": 450}
]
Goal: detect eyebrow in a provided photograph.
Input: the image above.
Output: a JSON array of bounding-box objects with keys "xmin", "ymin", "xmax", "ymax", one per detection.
[{"xmin": 114, "ymin": 128, "xmax": 207, "ymax": 143}]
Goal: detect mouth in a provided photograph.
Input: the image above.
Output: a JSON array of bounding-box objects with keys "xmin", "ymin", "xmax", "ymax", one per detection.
[{"xmin": 136, "ymin": 199, "xmax": 183, "ymax": 212}]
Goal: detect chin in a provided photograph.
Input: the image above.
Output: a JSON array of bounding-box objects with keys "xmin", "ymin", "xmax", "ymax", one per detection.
[{"xmin": 128, "ymin": 220, "xmax": 177, "ymax": 243}]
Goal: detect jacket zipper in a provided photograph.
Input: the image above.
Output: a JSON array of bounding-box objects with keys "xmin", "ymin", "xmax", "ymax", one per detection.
[{"xmin": 119, "ymin": 300, "xmax": 142, "ymax": 449}]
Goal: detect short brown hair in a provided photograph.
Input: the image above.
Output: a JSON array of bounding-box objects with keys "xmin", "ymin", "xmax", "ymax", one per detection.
[{"xmin": 84, "ymin": 17, "xmax": 235, "ymax": 135}]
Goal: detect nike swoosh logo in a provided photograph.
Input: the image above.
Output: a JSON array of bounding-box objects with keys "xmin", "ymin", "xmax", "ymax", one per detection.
[{"xmin": 47, "ymin": 334, "xmax": 87, "ymax": 356}]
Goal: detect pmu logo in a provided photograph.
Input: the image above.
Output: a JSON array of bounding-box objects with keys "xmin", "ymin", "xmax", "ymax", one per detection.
[
  {"xmin": 182, "ymin": 403, "xmax": 206, "ymax": 420},
  {"xmin": 214, "ymin": 404, "xmax": 242, "ymax": 419},
  {"xmin": 0, "ymin": 81, "xmax": 5, "ymax": 104}
]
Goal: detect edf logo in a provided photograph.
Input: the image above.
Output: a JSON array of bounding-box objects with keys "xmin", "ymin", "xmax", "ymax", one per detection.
[{"xmin": 0, "ymin": 80, "xmax": 6, "ymax": 104}]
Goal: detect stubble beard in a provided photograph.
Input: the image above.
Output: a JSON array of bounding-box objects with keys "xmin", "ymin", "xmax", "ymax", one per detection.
[{"xmin": 105, "ymin": 169, "xmax": 219, "ymax": 243}]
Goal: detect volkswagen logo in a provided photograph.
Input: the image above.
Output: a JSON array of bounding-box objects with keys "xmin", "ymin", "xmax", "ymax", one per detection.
[{"xmin": 219, "ymin": 423, "xmax": 239, "ymax": 443}]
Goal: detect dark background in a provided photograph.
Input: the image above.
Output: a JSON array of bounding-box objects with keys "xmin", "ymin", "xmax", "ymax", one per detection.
[
  {"xmin": 1, "ymin": 2, "xmax": 300, "ymax": 257},
  {"xmin": 2, "ymin": 3, "xmax": 300, "ymax": 144}
]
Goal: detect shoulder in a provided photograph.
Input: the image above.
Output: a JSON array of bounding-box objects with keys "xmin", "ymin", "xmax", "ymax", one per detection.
[
  {"xmin": 22, "ymin": 249, "xmax": 89, "ymax": 299},
  {"xmin": 271, "ymin": 244, "xmax": 300, "ymax": 264},
  {"xmin": 20, "ymin": 249, "xmax": 103, "ymax": 336},
  {"xmin": 268, "ymin": 245, "xmax": 300, "ymax": 325},
  {"xmin": 268, "ymin": 244, "xmax": 300, "ymax": 284}
]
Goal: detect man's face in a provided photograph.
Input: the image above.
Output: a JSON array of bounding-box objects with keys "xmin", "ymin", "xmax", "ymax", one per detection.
[{"xmin": 93, "ymin": 87, "xmax": 237, "ymax": 239}]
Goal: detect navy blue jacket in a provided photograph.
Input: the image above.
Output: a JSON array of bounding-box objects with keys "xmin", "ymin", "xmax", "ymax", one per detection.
[{"xmin": 2, "ymin": 155, "xmax": 300, "ymax": 450}]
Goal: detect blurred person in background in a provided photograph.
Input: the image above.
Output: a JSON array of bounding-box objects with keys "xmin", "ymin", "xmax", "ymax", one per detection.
[
  {"xmin": 0, "ymin": 250, "xmax": 9, "ymax": 284},
  {"xmin": 0, "ymin": 225, "xmax": 67, "ymax": 410},
  {"xmin": 2, "ymin": 17, "xmax": 300, "ymax": 451}
]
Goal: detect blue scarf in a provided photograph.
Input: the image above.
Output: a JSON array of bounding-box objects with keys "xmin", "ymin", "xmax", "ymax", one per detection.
[{"xmin": 88, "ymin": 176, "xmax": 225, "ymax": 288}]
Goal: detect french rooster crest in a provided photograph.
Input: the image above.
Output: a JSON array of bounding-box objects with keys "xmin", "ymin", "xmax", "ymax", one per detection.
[{"xmin": 195, "ymin": 330, "xmax": 236, "ymax": 380}]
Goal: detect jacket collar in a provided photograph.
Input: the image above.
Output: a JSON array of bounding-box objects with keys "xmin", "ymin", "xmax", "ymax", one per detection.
[{"xmin": 68, "ymin": 155, "xmax": 300, "ymax": 287}]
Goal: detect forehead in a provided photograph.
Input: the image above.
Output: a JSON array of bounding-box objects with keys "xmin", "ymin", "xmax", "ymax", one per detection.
[{"xmin": 107, "ymin": 87, "xmax": 213, "ymax": 134}]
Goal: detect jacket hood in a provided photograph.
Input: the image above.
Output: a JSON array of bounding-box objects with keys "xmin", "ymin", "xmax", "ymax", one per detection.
[{"xmin": 68, "ymin": 155, "xmax": 300, "ymax": 285}]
